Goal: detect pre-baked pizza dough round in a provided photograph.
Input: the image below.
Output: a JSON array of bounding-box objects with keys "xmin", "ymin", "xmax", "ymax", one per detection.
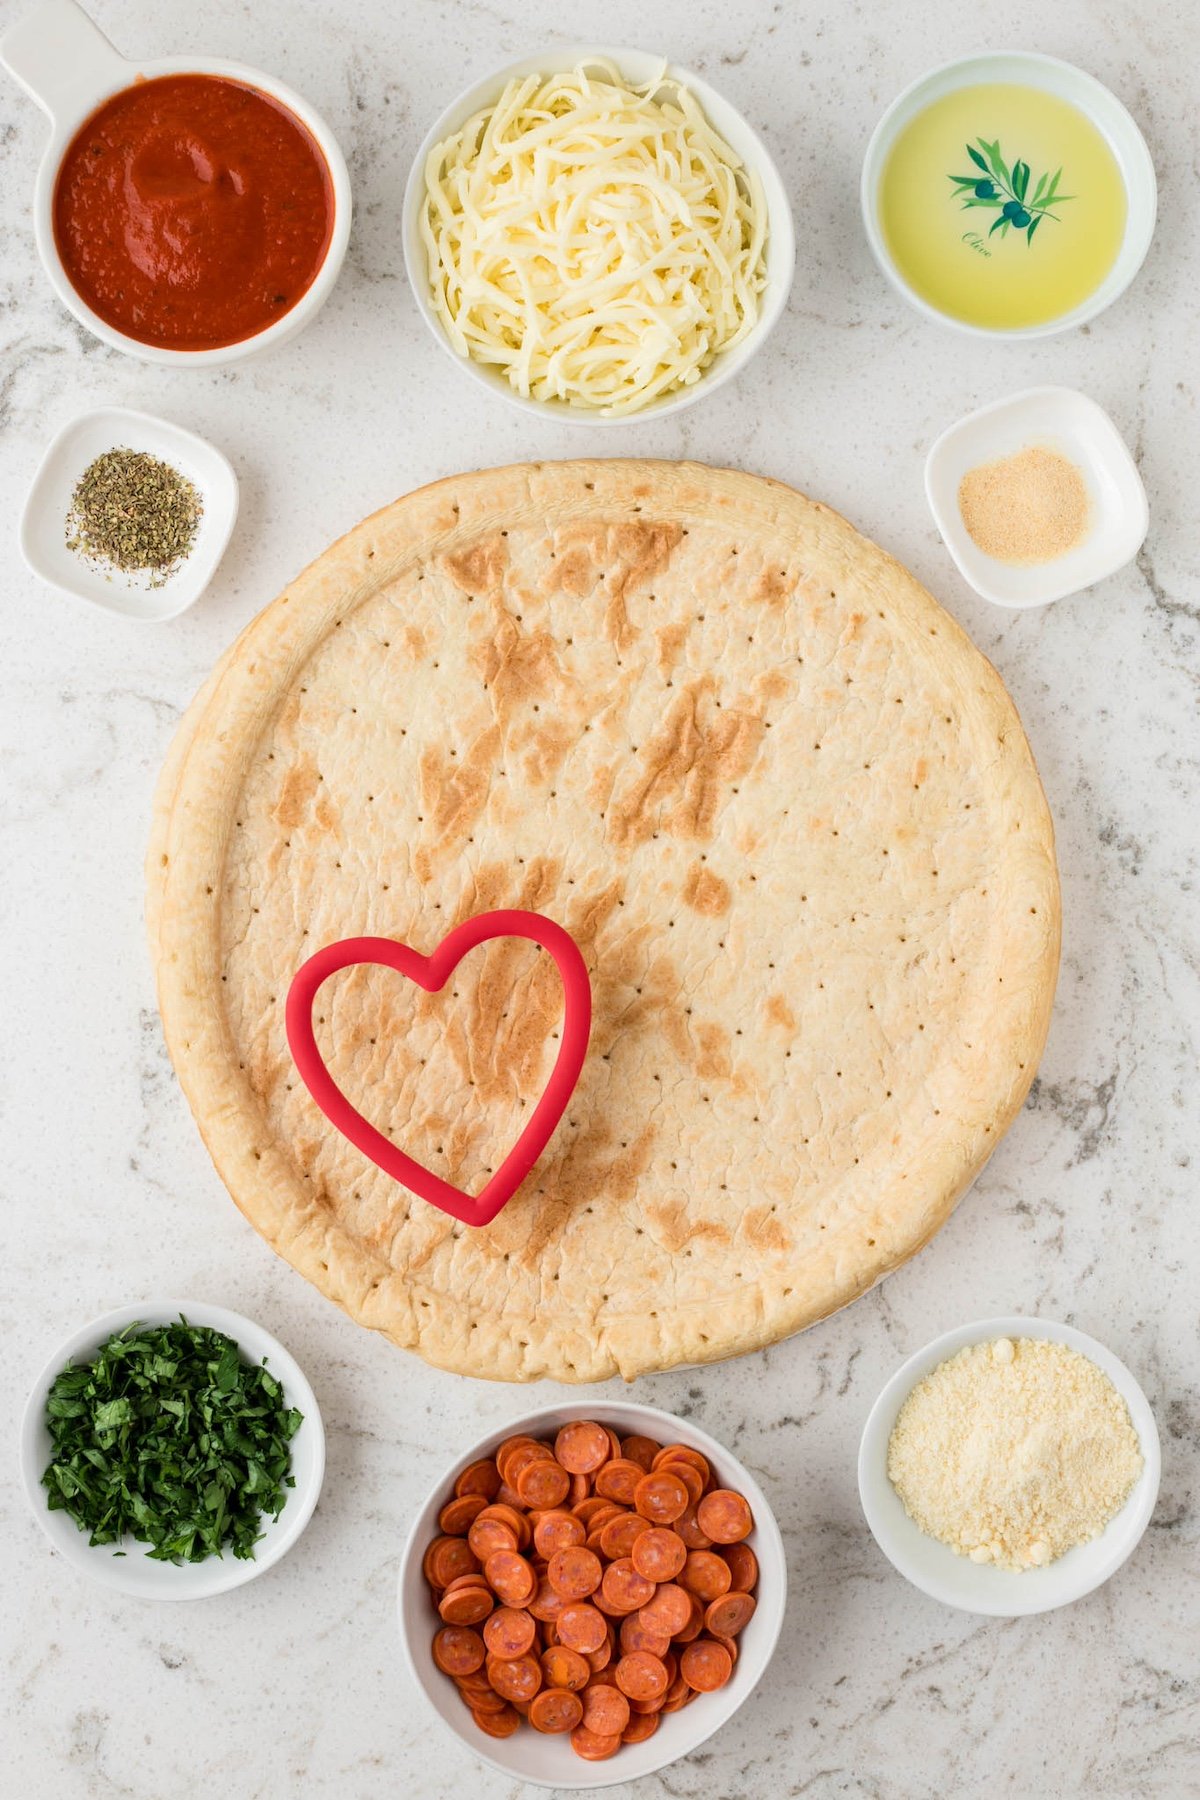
[{"xmin": 148, "ymin": 461, "xmax": 1059, "ymax": 1381}]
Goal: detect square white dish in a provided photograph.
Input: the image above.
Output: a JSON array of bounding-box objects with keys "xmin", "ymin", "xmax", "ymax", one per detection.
[
  {"xmin": 925, "ymin": 385, "xmax": 1148, "ymax": 607},
  {"xmin": 20, "ymin": 405, "xmax": 239, "ymax": 620}
]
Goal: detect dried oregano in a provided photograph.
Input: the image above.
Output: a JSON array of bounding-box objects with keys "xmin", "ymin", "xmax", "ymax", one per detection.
[{"xmin": 66, "ymin": 447, "xmax": 202, "ymax": 585}]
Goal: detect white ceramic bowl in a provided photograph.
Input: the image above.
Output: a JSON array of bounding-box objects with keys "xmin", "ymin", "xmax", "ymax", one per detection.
[
  {"xmin": 20, "ymin": 405, "xmax": 239, "ymax": 620},
  {"xmin": 20, "ymin": 1298, "xmax": 325, "ymax": 1599},
  {"xmin": 402, "ymin": 47, "xmax": 795, "ymax": 423},
  {"xmin": 398, "ymin": 1400, "xmax": 786, "ymax": 1789},
  {"xmin": 925, "ymin": 385, "xmax": 1149, "ymax": 607},
  {"xmin": 861, "ymin": 51, "xmax": 1156, "ymax": 339},
  {"xmin": 0, "ymin": 0, "xmax": 352, "ymax": 365},
  {"xmin": 858, "ymin": 1316, "xmax": 1160, "ymax": 1617}
]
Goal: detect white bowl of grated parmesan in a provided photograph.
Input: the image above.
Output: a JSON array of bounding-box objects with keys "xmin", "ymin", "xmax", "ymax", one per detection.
[
  {"xmin": 402, "ymin": 48, "xmax": 794, "ymax": 421},
  {"xmin": 858, "ymin": 1317, "xmax": 1160, "ymax": 1616}
]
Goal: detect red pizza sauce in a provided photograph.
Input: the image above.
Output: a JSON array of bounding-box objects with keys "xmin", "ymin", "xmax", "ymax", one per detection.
[{"xmin": 53, "ymin": 73, "xmax": 334, "ymax": 351}]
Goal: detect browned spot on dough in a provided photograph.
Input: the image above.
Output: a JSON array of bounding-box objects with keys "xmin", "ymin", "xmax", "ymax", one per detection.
[
  {"xmin": 645, "ymin": 1198, "xmax": 732, "ymax": 1255},
  {"xmin": 608, "ymin": 678, "xmax": 766, "ymax": 848},
  {"xmin": 473, "ymin": 611, "xmax": 568, "ymax": 727},
  {"xmin": 682, "ymin": 862, "xmax": 731, "ymax": 916},
  {"xmin": 444, "ymin": 535, "xmax": 508, "ymax": 593},
  {"xmin": 766, "ymin": 994, "xmax": 796, "ymax": 1033},
  {"xmin": 743, "ymin": 1205, "xmax": 790, "ymax": 1254},
  {"xmin": 694, "ymin": 1022, "xmax": 731, "ymax": 1081},
  {"xmin": 914, "ymin": 758, "xmax": 928, "ymax": 786},
  {"xmin": 274, "ymin": 757, "xmax": 320, "ymax": 828},
  {"xmin": 841, "ymin": 611, "xmax": 866, "ymax": 644},
  {"xmin": 512, "ymin": 717, "xmax": 575, "ymax": 788},
  {"xmin": 518, "ymin": 1121, "xmax": 659, "ymax": 1266},
  {"xmin": 757, "ymin": 669, "xmax": 790, "ymax": 704},
  {"xmin": 552, "ymin": 520, "xmax": 683, "ymax": 652},
  {"xmin": 656, "ymin": 621, "xmax": 689, "ymax": 675},
  {"xmin": 419, "ymin": 723, "xmax": 501, "ymax": 858},
  {"xmin": 404, "ymin": 624, "xmax": 428, "ymax": 659},
  {"xmin": 749, "ymin": 565, "xmax": 795, "ymax": 606}
]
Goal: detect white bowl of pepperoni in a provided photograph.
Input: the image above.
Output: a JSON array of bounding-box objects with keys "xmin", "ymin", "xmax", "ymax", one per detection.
[{"xmin": 397, "ymin": 1402, "xmax": 785, "ymax": 1789}]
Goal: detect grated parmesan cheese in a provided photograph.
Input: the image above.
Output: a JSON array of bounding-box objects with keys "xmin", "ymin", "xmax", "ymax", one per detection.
[
  {"xmin": 418, "ymin": 60, "xmax": 768, "ymax": 416},
  {"xmin": 887, "ymin": 1336, "xmax": 1143, "ymax": 1571}
]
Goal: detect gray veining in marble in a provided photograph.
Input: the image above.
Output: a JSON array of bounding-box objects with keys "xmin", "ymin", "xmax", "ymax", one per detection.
[{"xmin": 1, "ymin": 0, "xmax": 1197, "ymax": 1795}]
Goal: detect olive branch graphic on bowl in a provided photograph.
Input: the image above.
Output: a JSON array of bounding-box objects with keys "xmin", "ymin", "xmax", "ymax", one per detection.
[{"xmin": 950, "ymin": 140, "xmax": 1073, "ymax": 243}]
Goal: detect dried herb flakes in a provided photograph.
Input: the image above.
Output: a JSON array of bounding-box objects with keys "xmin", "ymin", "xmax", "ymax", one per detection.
[
  {"xmin": 66, "ymin": 447, "xmax": 202, "ymax": 585},
  {"xmin": 42, "ymin": 1318, "xmax": 302, "ymax": 1562}
]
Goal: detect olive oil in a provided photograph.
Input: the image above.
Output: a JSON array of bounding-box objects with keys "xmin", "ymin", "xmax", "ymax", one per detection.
[{"xmin": 880, "ymin": 84, "xmax": 1126, "ymax": 329}]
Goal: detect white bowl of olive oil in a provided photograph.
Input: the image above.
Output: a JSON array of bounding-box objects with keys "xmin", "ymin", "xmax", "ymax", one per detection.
[{"xmin": 862, "ymin": 52, "xmax": 1156, "ymax": 338}]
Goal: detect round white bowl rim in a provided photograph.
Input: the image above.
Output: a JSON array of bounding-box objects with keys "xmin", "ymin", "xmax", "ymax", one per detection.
[
  {"xmin": 20, "ymin": 1296, "xmax": 326, "ymax": 1598},
  {"xmin": 401, "ymin": 43, "xmax": 796, "ymax": 425},
  {"xmin": 28, "ymin": 50, "xmax": 352, "ymax": 367},
  {"xmin": 858, "ymin": 1314, "xmax": 1161, "ymax": 1616},
  {"xmin": 860, "ymin": 49, "xmax": 1157, "ymax": 341},
  {"xmin": 397, "ymin": 1397, "xmax": 787, "ymax": 1788}
]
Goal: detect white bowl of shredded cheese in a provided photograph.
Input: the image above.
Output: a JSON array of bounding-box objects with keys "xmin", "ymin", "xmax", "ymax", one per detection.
[
  {"xmin": 402, "ymin": 48, "xmax": 794, "ymax": 421},
  {"xmin": 858, "ymin": 1317, "xmax": 1160, "ymax": 1616}
]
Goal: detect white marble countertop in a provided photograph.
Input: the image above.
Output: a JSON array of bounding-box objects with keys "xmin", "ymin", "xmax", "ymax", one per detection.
[{"xmin": 2, "ymin": 0, "xmax": 1197, "ymax": 1795}]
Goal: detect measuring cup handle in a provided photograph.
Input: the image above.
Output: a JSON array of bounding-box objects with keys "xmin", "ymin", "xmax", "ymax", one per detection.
[{"xmin": 1, "ymin": 0, "xmax": 128, "ymax": 125}]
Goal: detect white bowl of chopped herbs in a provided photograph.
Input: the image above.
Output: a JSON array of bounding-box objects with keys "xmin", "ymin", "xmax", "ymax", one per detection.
[{"xmin": 20, "ymin": 1300, "xmax": 324, "ymax": 1599}]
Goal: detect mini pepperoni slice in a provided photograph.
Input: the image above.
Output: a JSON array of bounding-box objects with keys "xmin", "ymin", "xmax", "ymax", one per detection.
[
  {"xmin": 495, "ymin": 1435, "xmax": 542, "ymax": 1480},
  {"xmin": 581, "ymin": 1681, "xmax": 631, "ymax": 1736},
  {"xmin": 477, "ymin": 1502, "xmax": 531, "ymax": 1548},
  {"xmin": 432, "ymin": 1625, "xmax": 486, "ymax": 1677},
  {"xmin": 438, "ymin": 1493, "xmax": 488, "ymax": 1536},
  {"xmin": 483, "ymin": 1606, "xmax": 536, "ymax": 1660},
  {"xmin": 652, "ymin": 1444, "xmax": 711, "ymax": 1483},
  {"xmin": 631, "ymin": 1525, "xmax": 687, "ymax": 1583},
  {"xmin": 430, "ymin": 1536, "xmax": 482, "ymax": 1588},
  {"xmin": 622, "ymin": 1711, "xmax": 660, "ymax": 1744},
  {"xmin": 554, "ymin": 1421, "xmax": 611, "ymax": 1475},
  {"xmin": 621, "ymin": 1434, "xmax": 662, "ymax": 1471},
  {"xmin": 636, "ymin": 1582, "xmax": 693, "ymax": 1639},
  {"xmin": 438, "ymin": 1584, "xmax": 494, "ymax": 1626},
  {"xmin": 680, "ymin": 1548, "xmax": 733, "ymax": 1600},
  {"xmin": 487, "ymin": 1652, "xmax": 542, "ymax": 1703},
  {"xmin": 556, "ymin": 1602, "xmax": 608, "ymax": 1655},
  {"xmin": 615, "ymin": 1650, "xmax": 670, "ymax": 1702},
  {"xmin": 471, "ymin": 1701, "xmax": 521, "ymax": 1738},
  {"xmin": 599, "ymin": 1511, "xmax": 651, "ymax": 1561},
  {"xmin": 468, "ymin": 1517, "xmax": 518, "ymax": 1562},
  {"xmin": 674, "ymin": 1502, "xmax": 713, "ymax": 1550},
  {"xmin": 528, "ymin": 1574, "xmax": 569, "ymax": 1623},
  {"xmin": 570, "ymin": 1724, "xmax": 622, "ymax": 1762},
  {"xmin": 662, "ymin": 1672, "xmax": 692, "ymax": 1711},
  {"xmin": 657, "ymin": 1458, "xmax": 704, "ymax": 1506},
  {"xmin": 455, "ymin": 1458, "xmax": 502, "ymax": 1501},
  {"xmin": 680, "ymin": 1636, "xmax": 734, "ymax": 1692},
  {"xmin": 619, "ymin": 1613, "xmax": 671, "ymax": 1658},
  {"xmin": 484, "ymin": 1550, "xmax": 536, "ymax": 1608},
  {"xmin": 547, "ymin": 1546, "xmax": 602, "ymax": 1600},
  {"xmin": 594, "ymin": 1458, "xmax": 645, "ymax": 1505},
  {"xmin": 705, "ymin": 1591, "xmax": 757, "ymax": 1637},
  {"xmin": 569, "ymin": 1472, "xmax": 590, "ymax": 1507},
  {"xmin": 633, "ymin": 1469, "xmax": 690, "ymax": 1525},
  {"xmin": 517, "ymin": 1457, "xmax": 572, "ymax": 1510},
  {"xmin": 696, "ymin": 1488, "xmax": 754, "ymax": 1544},
  {"xmin": 674, "ymin": 1592, "xmax": 707, "ymax": 1643},
  {"xmin": 533, "ymin": 1508, "xmax": 585, "ymax": 1557},
  {"xmin": 720, "ymin": 1542, "xmax": 759, "ymax": 1591},
  {"xmin": 601, "ymin": 1557, "xmax": 656, "ymax": 1615},
  {"xmin": 540, "ymin": 1644, "xmax": 591, "ymax": 1691},
  {"xmin": 494, "ymin": 1481, "xmax": 527, "ymax": 1512},
  {"xmin": 528, "ymin": 1687, "xmax": 583, "ymax": 1734},
  {"xmin": 585, "ymin": 1631, "xmax": 614, "ymax": 1673},
  {"xmin": 422, "ymin": 1534, "xmax": 453, "ymax": 1586}
]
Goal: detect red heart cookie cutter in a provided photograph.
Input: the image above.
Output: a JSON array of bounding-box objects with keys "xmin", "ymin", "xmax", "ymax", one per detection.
[{"xmin": 285, "ymin": 909, "xmax": 591, "ymax": 1228}]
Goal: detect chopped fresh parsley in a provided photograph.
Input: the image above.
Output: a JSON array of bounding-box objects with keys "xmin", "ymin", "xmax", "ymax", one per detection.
[{"xmin": 41, "ymin": 1318, "xmax": 303, "ymax": 1562}]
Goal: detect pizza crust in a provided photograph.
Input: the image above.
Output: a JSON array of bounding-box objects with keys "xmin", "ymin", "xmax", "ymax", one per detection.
[{"xmin": 148, "ymin": 461, "xmax": 1059, "ymax": 1381}]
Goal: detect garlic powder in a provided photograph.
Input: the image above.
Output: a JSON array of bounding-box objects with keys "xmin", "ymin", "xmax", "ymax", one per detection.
[{"xmin": 887, "ymin": 1336, "xmax": 1143, "ymax": 1571}]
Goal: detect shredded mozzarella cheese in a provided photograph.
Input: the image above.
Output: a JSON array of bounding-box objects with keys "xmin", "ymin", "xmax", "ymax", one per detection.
[{"xmin": 419, "ymin": 61, "xmax": 768, "ymax": 416}]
